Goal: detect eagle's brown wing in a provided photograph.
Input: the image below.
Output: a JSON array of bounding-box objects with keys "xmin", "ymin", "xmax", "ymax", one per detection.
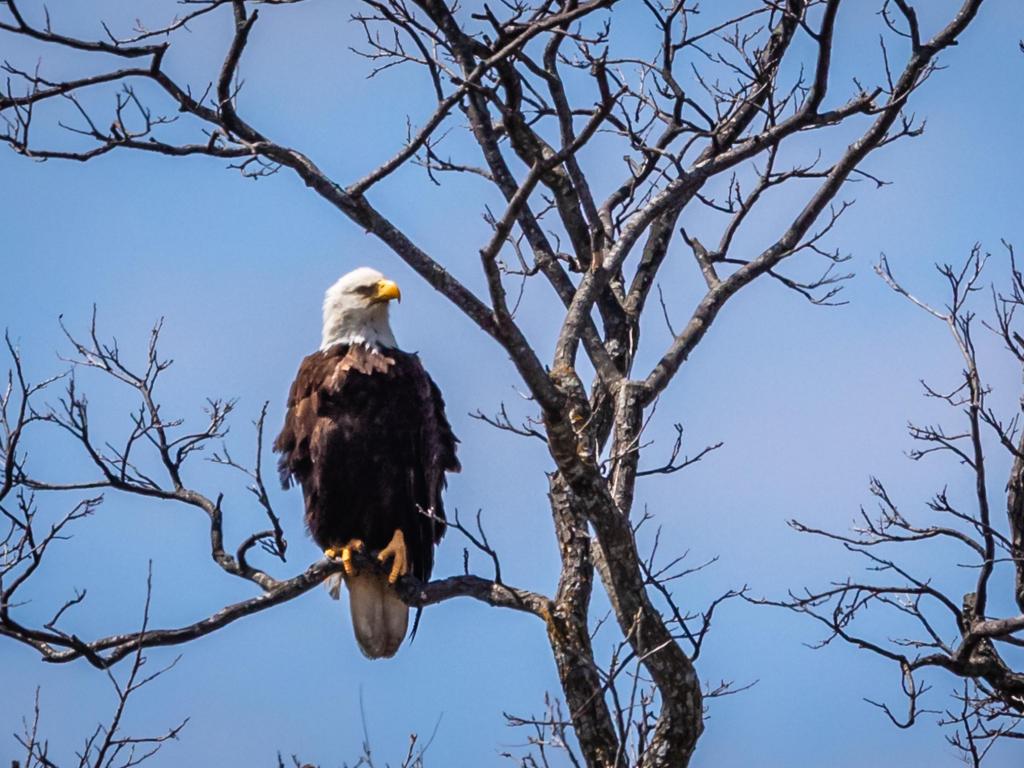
[{"xmin": 273, "ymin": 344, "xmax": 394, "ymax": 490}]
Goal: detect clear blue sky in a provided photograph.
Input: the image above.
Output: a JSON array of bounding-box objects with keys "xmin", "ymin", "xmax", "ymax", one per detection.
[{"xmin": 2, "ymin": 2, "xmax": 1023, "ymax": 766}]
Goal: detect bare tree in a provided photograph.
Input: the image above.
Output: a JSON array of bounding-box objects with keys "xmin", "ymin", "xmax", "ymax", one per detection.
[
  {"xmin": 767, "ymin": 244, "xmax": 1024, "ymax": 766},
  {"xmin": 0, "ymin": 1, "xmax": 989, "ymax": 765}
]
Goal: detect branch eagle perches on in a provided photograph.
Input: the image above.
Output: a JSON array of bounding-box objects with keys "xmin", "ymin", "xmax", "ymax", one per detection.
[{"xmin": 0, "ymin": 1, "xmax": 987, "ymax": 766}]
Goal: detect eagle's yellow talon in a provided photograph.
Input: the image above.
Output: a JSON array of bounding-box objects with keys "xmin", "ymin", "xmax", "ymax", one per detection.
[
  {"xmin": 325, "ymin": 539, "xmax": 364, "ymax": 577},
  {"xmin": 377, "ymin": 529, "xmax": 408, "ymax": 585}
]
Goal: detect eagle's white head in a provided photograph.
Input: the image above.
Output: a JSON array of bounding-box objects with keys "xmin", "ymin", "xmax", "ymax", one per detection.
[{"xmin": 321, "ymin": 267, "xmax": 401, "ymax": 350}]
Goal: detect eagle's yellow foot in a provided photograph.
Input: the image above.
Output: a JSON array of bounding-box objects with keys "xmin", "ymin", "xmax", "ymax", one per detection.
[
  {"xmin": 324, "ymin": 539, "xmax": 365, "ymax": 577},
  {"xmin": 377, "ymin": 529, "xmax": 409, "ymax": 585}
]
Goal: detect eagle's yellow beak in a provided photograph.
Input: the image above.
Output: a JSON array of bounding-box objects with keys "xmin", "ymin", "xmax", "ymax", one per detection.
[{"xmin": 374, "ymin": 279, "xmax": 401, "ymax": 303}]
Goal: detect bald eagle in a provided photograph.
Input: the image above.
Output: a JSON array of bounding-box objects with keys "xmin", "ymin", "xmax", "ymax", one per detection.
[{"xmin": 273, "ymin": 267, "xmax": 459, "ymax": 658}]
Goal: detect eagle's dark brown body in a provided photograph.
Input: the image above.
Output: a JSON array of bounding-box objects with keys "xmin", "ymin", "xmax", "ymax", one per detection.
[{"xmin": 273, "ymin": 343, "xmax": 459, "ymax": 583}]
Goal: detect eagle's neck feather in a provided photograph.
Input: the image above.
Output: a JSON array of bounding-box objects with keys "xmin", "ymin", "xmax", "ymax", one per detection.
[{"xmin": 320, "ymin": 304, "xmax": 397, "ymax": 350}]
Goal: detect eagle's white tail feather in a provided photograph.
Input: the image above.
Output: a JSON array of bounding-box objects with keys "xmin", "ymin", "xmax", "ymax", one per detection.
[
  {"xmin": 341, "ymin": 571, "xmax": 408, "ymax": 659},
  {"xmin": 326, "ymin": 572, "xmax": 343, "ymax": 600}
]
